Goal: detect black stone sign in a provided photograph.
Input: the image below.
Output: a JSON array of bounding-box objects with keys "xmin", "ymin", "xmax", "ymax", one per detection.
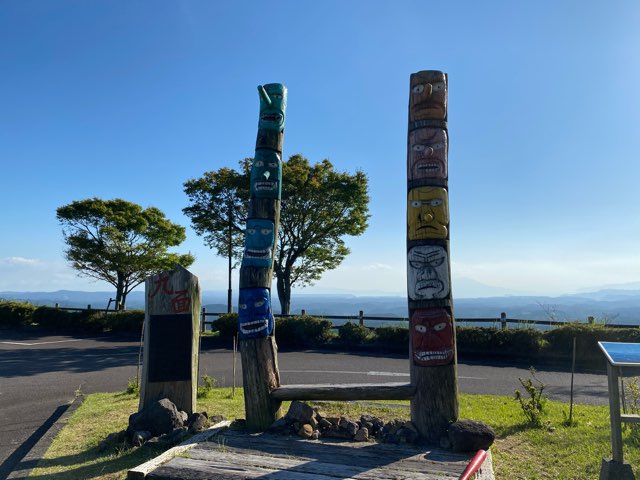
[{"xmin": 148, "ymin": 314, "xmax": 192, "ymax": 383}]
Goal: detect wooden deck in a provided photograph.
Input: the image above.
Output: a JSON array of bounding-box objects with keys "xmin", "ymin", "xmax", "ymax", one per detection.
[{"xmin": 136, "ymin": 428, "xmax": 494, "ymax": 480}]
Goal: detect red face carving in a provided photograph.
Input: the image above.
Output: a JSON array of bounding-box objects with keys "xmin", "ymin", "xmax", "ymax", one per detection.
[
  {"xmin": 408, "ymin": 128, "xmax": 448, "ymax": 181},
  {"xmin": 411, "ymin": 308, "xmax": 454, "ymax": 366}
]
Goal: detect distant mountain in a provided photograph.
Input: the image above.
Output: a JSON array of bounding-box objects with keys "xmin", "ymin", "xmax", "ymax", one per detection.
[{"xmin": 3, "ymin": 287, "xmax": 640, "ymax": 325}]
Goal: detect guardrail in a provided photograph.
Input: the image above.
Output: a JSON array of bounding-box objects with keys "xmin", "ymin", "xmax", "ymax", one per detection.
[
  {"xmin": 199, "ymin": 309, "xmax": 637, "ymax": 332},
  {"xmin": 46, "ymin": 305, "xmax": 636, "ymax": 332}
]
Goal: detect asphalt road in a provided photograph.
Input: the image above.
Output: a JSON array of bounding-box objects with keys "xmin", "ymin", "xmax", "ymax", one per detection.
[{"xmin": 0, "ymin": 329, "xmax": 610, "ymax": 478}]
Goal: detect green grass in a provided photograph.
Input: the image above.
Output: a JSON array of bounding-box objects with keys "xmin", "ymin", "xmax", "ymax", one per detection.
[{"xmin": 27, "ymin": 388, "xmax": 640, "ymax": 480}]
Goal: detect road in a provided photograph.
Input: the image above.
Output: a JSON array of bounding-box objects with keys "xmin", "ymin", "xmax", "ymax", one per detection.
[{"xmin": 0, "ymin": 329, "xmax": 610, "ymax": 478}]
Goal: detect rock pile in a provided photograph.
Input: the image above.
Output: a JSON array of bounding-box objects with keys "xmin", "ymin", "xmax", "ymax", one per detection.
[
  {"xmin": 269, "ymin": 401, "xmax": 420, "ymax": 444},
  {"xmin": 99, "ymin": 398, "xmax": 225, "ymax": 451}
]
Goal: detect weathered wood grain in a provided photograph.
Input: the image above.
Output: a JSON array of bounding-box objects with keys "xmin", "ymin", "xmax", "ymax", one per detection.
[
  {"xmin": 270, "ymin": 383, "xmax": 415, "ymax": 401},
  {"xmin": 126, "ymin": 421, "xmax": 231, "ymax": 480},
  {"xmin": 240, "ymin": 336, "xmax": 283, "ymax": 430},
  {"xmin": 140, "ymin": 266, "xmax": 200, "ymax": 415}
]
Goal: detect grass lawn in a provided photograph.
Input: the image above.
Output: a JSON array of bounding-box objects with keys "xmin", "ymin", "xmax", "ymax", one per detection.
[{"xmin": 26, "ymin": 387, "xmax": 640, "ymax": 480}]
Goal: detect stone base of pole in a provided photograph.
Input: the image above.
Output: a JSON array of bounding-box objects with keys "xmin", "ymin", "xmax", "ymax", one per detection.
[{"xmin": 600, "ymin": 459, "xmax": 635, "ymax": 480}]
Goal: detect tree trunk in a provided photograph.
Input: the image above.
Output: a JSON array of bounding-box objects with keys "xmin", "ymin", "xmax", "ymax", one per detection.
[
  {"xmin": 276, "ymin": 272, "xmax": 291, "ymax": 315},
  {"xmin": 116, "ymin": 273, "xmax": 126, "ymax": 310}
]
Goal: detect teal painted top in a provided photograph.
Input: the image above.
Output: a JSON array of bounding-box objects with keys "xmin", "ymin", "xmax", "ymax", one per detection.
[{"xmin": 258, "ymin": 83, "xmax": 287, "ymax": 131}]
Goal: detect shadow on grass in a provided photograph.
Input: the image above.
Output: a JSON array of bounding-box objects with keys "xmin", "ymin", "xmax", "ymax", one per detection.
[{"xmin": 17, "ymin": 443, "xmax": 165, "ymax": 480}]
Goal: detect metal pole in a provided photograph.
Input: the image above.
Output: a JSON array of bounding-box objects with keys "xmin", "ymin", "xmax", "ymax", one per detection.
[{"xmin": 569, "ymin": 336, "xmax": 576, "ymax": 424}]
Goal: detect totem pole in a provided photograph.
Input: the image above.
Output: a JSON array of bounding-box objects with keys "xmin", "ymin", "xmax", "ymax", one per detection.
[
  {"xmin": 239, "ymin": 83, "xmax": 287, "ymax": 430},
  {"xmin": 406, "ymin": 71, "xmax": 459, "ymax": 440}
]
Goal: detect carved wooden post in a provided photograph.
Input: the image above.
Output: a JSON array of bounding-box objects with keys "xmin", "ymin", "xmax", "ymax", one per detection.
[
  {"xmin": 140, "ymin": 265, "xmax": 201, "ymax": 415},
  {"xmin": 239, "ymin": 83, "xmax": 287, "ymax": 430},
  {"xmin": 406, "ymin": 70, "xmax": 459, "ymax": 441}
]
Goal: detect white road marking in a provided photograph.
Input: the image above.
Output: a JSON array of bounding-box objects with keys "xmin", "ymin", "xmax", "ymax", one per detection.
[
  {"xmin": 281, "ymin": 370, "xmax": 486, "ymax": 380},
  {"xmin": 0, "ymin": 339, "xmax": 82, "ymax": 346}
]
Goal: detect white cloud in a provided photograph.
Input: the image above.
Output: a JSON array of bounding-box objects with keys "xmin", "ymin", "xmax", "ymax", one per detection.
[{"xmin": 2, "ymin": 256, "xmax": 42, "ymax": 266}]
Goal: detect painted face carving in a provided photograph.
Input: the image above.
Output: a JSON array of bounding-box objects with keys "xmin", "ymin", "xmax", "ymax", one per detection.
[
  {"xmin": 407, "ymin": 245, "xmax": 450, "ymax": 300},
  {"xmin": 408, "ymin": 128, "xmax": 448, "ymax": 181},
  {"xmin": 238, "ymin": 288, "xmax": 273, "ymax": 339},
  {"xmin": 408, "ymin": 187, "xmax": 449, "ymax": 240},
  {"xmin": 250, "ymin": 151, "xmax": 282, "ymax": 199},
  {"xmin": 258, "ymin": 83, "xmax": 287, "ymax": 132},
  {"xmin": 242, "ymin": 219, "xmax": 275, "ymax": 268},
  {"xmin": 411, "ymin": 308, "xmax": 454, "ymax": 366},
  {"xmin": 409, "ymin": 71, "xmax": 447, "ymax": 122}
]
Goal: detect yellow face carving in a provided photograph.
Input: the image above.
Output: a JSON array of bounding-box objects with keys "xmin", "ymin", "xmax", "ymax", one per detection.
[
  {"xmin": 409, "ymin": 71, "xmax": 447, "ymax": 122},
  {"xmin": 408, "ymin": 187, "xmax": 449, "ymax": 240}
]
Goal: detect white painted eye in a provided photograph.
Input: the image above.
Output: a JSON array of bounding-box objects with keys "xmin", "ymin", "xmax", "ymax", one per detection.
[
  {"xmin": 433, "ymin": 322, "xmax": 447, "ymax": 331},
  {"xmin": 255, "ymin": 299, "xmax": 266, "ymax": 307},
  {"xmin": 261, "ymin": 228, "xmax": 271, "ymax": 235},
  {"xmin": 412, "ymin": 144, "xmax": 426, "ymax": 152},
  {"xmin": 433, "ymin": 142, "xmax": 445, "ymax": 150},
  {"xmin": 271, "ymin": 94, "xmax": 282, "ymax": 99},
  {"xmin": 268, "ymin": 162, "xmax": 278, "ymax": 168},
  {"xmin": 239, "ymin": 303, "xmax": 247, "ymax": 309},
  {"xmin": 433, "ymin": 83, "xmax": 445, "ymax": 91},
  {"xmin": 247, "ymin": 228, "xmax": 256, "ymax": 235},
  {"xmin": 415, "ymin": 325, "xmax": 427, "ymax": 333},
  {"xmin": 411, "ymin": 200, "xmax": 421, "ymax": 208},
  {"xmin": 429, "ymin": 199, "xmax": 443, "ymax": 207},
  {"xmin": 412, "ymin": 84, "xmax": 425, "ymax": 94},
  {"xmin": 255, "ymin": 160, "xmax": 264, "ymax": 167}
]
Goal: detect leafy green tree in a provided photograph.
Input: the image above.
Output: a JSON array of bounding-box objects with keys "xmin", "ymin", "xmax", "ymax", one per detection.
[
  {"xmin": 56, "ymin": 198, "xmax": 195, "ymax": 310},
  {"xmin": 183, "ymin": 154, "xmax": 369, "ymax": 314}
]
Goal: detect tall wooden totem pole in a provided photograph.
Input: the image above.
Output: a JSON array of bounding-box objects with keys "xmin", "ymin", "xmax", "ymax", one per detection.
[
  {"xmin": 406, "ymin": 71, "xmax": 459, "ymax": 440},
  {"xmin": 238, "ymin": 83, "xmax": 287, "ymax": 430}
]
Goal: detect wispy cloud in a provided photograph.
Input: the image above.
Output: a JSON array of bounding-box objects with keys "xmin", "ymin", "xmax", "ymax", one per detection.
[{"xmin": 2, "ymin": 256, "xmax": 42, "ymax": 266}]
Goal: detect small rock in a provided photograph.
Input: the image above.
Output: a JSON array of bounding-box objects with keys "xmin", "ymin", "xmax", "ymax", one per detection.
[
  {"xmin": 318, "ymin": 418, "xmax": 332, "ymax": 430},
  {"xmin": 345, "ymin": 421, "xmax": 358, "ymax": 436},
  {"xmin": 547, "ymin": 426, "xmax": 556, "ymax": 433},
  {"xmin": 354, "ymin": 427, "xmax": 369, "ymax": 442},
  {"xmin": 210, "ymin": 414, "xmax": 226, "ymax": 424},
  {"xmin": 285, "ymin": 401, "xmax": 316, "ymax": 425},
  {"xmin": 131, "ymin": 430, "xmax": 152, "ymax": 447},
  {"xmin": 323, "ymin": 426, "xmax": 353, "ymax": 439},
  {"xmin": 267, "ymin": 418, "xmax": 288, "ymax": 432},
  {"xmin": 298, "ymin": 424, "xmax": 314, "ymax": 438},
  {"xmin": 188, "ymin": 413, "xmax": 210, "ymax": 433},
  {"xmin": 309, "ymin": 416, "xmax": 319, "ymax": 429},
  {"xmin": 311, "ymin": 430, "xmax": 321, "ymax": 440},
  {"xmin": 128, "ymin": 398, "xmax": 184, "ymax": 437},
  {"xmin": 163, "ymin": 427, "xmax": 188, "ymax": 446},
  {"xmin": 98, "ymin": 430, "xmax": 127, "ymax": 451},
  {"xmin": 448, "ymin": 420, "xmax": 495, "ymax": 452},
  {"xmin": 179, "ymin": 411, "xmax": 188, "ymax": 423}
]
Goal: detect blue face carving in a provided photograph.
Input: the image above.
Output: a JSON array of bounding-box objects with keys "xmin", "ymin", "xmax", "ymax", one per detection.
[
  {"xmin": 258, "ymin": 83, "xmax": 287, "ymax": 132},
  {"xmin": 242, "ymin": 219, "xmax": 275, "ymax": 268},
  {"xmin": 238, "ymin": 288, "xmax": 273, "ymax": 339},
  {"xmin": 250, "ymin": 151, "xmax": 282, "ymax": 199}
]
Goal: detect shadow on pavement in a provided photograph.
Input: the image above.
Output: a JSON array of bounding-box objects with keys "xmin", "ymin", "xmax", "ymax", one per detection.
[{"xmin": 0, "ymin": 404, "xmax": 70, "ymax": 480}]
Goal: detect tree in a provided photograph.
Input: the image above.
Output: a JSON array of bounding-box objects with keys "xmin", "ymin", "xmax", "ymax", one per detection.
[
  {"xmin": 57, "ymin": 198, "xmax": 195, "ymax": 310},
  {"xmin": 183, "ymin": 162, "xmax": 251, "ymax": 312},
  {"xmin": 183, "ymin": 154, "xmax": 369, "ymax": 314}
]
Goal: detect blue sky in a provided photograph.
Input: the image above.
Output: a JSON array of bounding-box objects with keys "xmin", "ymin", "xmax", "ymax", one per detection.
[{"xmin": 2, "ymin": 0, "xmax": 640, "ymax": 297}]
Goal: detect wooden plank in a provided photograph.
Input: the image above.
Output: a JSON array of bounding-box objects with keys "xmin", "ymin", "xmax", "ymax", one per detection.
[
  {"xmin": 195, "ymin": 432, "xmax": 470, "ymax": 474},
  {"xmin": 127, "ymin": 421, "xmax": 231, "ymax": 480},
  {"xmin": 177, "ymin": 449, "xmax": 460, "ymax": 480},
  {"xmin": 621, "ymin": 413, "xmax": 640, "ymax": 423},
  {"xmin": 271, "ymin": 383, "xmax": 415, "ymax": 401}
]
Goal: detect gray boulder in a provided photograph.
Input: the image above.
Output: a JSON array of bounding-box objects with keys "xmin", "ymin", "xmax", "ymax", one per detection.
[
  {"xmin": 448, "ymin": 420, "xmax": 495, "ymax": 452},
  {"xmin": 128, "ymin": 398, "xmax": 184, "ymax": 437}
]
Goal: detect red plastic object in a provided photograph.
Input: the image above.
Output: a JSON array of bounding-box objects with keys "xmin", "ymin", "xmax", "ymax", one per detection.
[{"xmin": 459, "ymin": 449, "xmax": 487, "ymax": 480}]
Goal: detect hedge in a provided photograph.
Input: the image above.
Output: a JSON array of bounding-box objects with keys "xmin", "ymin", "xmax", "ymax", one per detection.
[{"xmin": 0, "ymin": 301, "xmax": 143, "ymax": 332}]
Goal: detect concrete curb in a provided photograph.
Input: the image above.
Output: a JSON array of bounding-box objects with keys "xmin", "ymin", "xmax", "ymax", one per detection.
[{"xmin": 6, "ymin": 395, "xmax": 84, "ymax": 480}]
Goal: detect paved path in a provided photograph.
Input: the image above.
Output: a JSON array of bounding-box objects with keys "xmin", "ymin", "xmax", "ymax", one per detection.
[{"xmin": 0, "ymin": 329, "xmax": 610, "ymax": 479}]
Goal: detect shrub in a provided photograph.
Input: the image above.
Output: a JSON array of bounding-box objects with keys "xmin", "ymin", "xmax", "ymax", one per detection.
[
  {"xmin": 32, "ymin": 306, "xmax": 90, "ymax": 329},
  {"xmin": 492, "ymin": 328, "xmax": 543, "ymax": 354},
  {"xmin": 456, "ymin": 327, "xmax": 496, "ymax": 351},
  {"xmin": 374, "ymin": 325, "xmax": 409, "ymax": 349},
  {"xmin": 275, "ymin": 315, "xmax": 333, "ymax": 348},
  {"xmin": 106, "ymin": 310, "xmax": 144, "ymax": 332},
  {"xmin": 0, "ymin": 300, "xmax": 36, "ymax": 326},
  {"xmin": 338, "ymin": 322, "xmax": 373, "ymax": 346},
  {"xmin": 212, "ymin": 313, "xmax": 238, "ymax": 340}
]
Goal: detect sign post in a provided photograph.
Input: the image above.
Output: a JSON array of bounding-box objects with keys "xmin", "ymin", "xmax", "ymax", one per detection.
[{"xmin": 140, "ymin": 265, "xmax": 201, "ymax": 415}]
